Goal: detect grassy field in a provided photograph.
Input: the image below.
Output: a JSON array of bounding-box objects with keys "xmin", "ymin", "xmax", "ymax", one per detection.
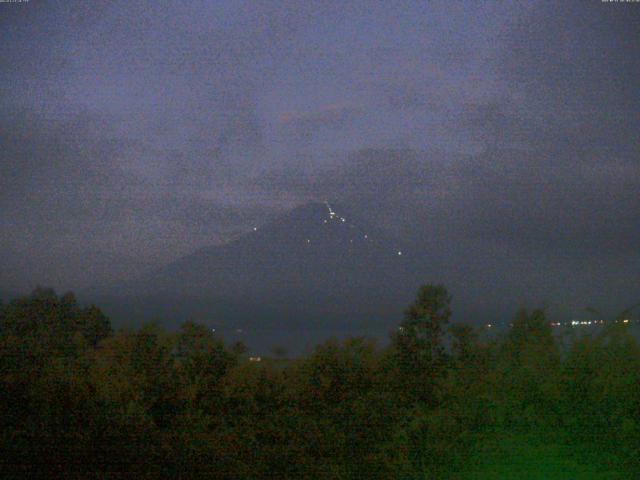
[{"xmin": 456, "ymin": 431, "xmax": 630, "ymax": 479}]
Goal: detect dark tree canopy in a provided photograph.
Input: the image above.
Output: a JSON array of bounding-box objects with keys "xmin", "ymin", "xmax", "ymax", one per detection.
[{"xmin": 1, "ymin": 286, "xmax": 639, "ymax": 478}]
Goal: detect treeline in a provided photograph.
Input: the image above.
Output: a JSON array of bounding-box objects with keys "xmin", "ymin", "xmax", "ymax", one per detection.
[{"xmin": 1, "ymin": 285, "xmax": 639, "ymax": 478}]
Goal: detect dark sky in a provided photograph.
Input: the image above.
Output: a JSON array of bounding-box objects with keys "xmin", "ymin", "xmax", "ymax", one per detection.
[{"xmin": 1, "ymin": 1, "xmax": 638, "ymax": 319}]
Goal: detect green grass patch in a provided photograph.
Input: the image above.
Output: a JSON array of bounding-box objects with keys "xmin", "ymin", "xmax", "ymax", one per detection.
[{"xmin": 455, "ymin": 430, "xmax": 629, "ymax": 479}]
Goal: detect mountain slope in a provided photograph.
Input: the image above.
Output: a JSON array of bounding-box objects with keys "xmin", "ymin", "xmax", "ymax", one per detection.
[{"xmin": 89, "ymin": 201, "xmax": 422, "ymax": 349}]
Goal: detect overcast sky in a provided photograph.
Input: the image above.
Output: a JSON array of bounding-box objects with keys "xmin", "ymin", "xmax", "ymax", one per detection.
[{"xmin": 1, "ymin": 0, "xmax": 638, "ymax": 318}]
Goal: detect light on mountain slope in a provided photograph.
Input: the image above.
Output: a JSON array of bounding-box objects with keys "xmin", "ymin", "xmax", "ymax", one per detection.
[{"xmin": 319, "ymin": 201, "xmax": 405, "ymax": 257}]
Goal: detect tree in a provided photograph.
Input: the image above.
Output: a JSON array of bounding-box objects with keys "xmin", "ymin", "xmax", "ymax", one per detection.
[
  {"xmin": 494, "ymin": 308, "xmax": 561, "ymax": 428},
  {"xmin": 79, "ymin": 304, "xmax": 112, "ymax": 347},
  {"xmin": 0, "ymin": 288, "xmax": 114, "ymax": 477},
  {"xmin": 392, "ymin": 284, "xmax": 452, "ymax": 404},
  {"xmin": 292, "ymin": 337, "xmax": 394, "ymax": 478},
  {"xmin": 231, "ymin": 340, "xmax": 248, "ymax": 356},
  {"xmin": 173, "ymin": 321, "xmax": 235, "ymax": 413},
  {"xmin": 449, "ymin": 323, "xmax": 478, "ymax": 362}
]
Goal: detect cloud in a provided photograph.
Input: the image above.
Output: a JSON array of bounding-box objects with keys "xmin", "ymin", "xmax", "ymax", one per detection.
[
  {"xmin": 295, "ymin": 141, "xmax": 640, "ymax": 261},
  {"xmin": 278, "ymin": 103, "xmax": 363, "ymax": 141},
  {"xmin": 498, "ymin": 1, "xmax": 640, "ymax": 150},
  {"xmin": 0, "ymin": 107, "xmax": 285, "ymax": 291},
  {"xmin": 294, "ymin": 144, "xmax": 639, "ymax": 317},
  {"xmin": 2, "ymin": 0, "xmax": 637, "ymax": 318}
]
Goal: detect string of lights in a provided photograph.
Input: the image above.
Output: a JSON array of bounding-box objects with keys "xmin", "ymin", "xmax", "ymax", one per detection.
[
  {"xmin": 482, "ymin": 318, "xmax": 639, "ymax": 330},
  {"xmin": 323, "ymin": 201, "xmax": 403, "ymax": 257},
  {"xmin": 250, "ymin": 201, "xmax": 405, "ymax": 257}
]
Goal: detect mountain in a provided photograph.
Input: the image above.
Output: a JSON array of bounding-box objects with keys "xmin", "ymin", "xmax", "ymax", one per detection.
[{"xmin": 87, "ymin": 201, "xmax": 422, "ymax": 352}]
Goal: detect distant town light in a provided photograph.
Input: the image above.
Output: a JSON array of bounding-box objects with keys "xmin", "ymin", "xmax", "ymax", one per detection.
[{"xmin": 397, "ymin": 251, "xmax": 402, "ymax": 255}]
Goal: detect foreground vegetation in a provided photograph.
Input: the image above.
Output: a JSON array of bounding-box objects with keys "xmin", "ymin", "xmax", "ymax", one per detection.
[{"xmin": 1, "ymin": 286, "xmax": 639, "ymax": 478}]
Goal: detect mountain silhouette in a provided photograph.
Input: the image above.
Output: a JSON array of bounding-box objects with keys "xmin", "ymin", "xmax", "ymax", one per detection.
[{"xmin": 89, "ymin": 201, "xmax": 421, "ymax": 352}]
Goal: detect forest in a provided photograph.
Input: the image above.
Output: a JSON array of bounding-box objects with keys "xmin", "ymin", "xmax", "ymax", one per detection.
[{"xmin": 1, "ymin": 285, "xmax": 639, "ymax": 479}]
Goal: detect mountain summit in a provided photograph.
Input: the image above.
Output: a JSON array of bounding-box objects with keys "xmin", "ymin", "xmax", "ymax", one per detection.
[{"xmin": 91, "ymin": 201, "xmax": 420, "ymax": 351}]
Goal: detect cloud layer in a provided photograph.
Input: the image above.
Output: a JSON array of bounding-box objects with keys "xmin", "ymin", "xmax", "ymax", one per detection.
[{"xmin": 1, "ymin": 1, "xmax": 638, "ymax": 319}]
